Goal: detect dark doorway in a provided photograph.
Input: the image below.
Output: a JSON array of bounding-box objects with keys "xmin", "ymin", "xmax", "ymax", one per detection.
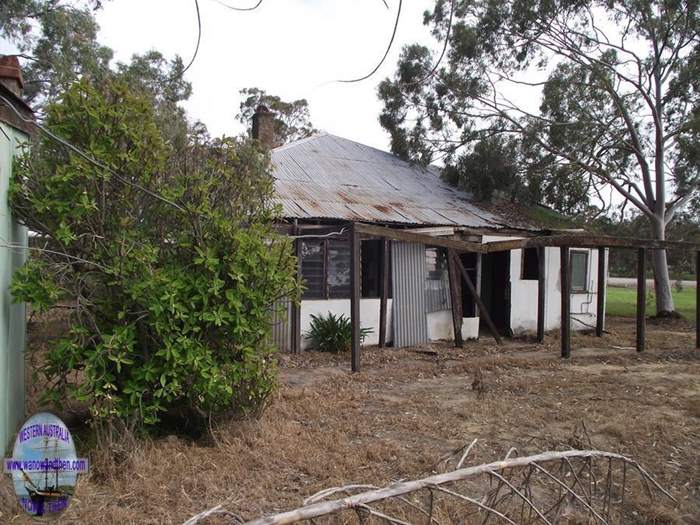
[
  {"xmin": 459, "ymin": 252, "xmax": 478, "ymax": 318},
  {"xmin": 479, "ymin": 251, "xmax": 511, "ymax": 336}
]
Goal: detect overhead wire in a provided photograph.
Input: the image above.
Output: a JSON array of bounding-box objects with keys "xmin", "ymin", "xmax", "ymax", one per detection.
[
  {"xmin": 212, "ymin": 0, "xmax": 263, "ymax": 11},
  {"xmin": 337, "ymin": 0, "xmax": 403, "ymax": 83},
  {"xmin": 400, "ymin": 0, "xmax": 454, "ymax": 87},
  {"xmin": 0, "ymin": 93, "xmax": 186, "ymax": 212},
  {"xmin": 174, "ymin": 0, "xmax": 202, "ymax": 79}
]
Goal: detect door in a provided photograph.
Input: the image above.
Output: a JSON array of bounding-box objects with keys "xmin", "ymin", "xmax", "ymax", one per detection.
[{"xmin": 479, "ymin": 251, "xmax": 511, "ymax": 336}]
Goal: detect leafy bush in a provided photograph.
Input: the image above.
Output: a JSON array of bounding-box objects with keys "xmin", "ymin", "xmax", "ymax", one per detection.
[
  {"xmin": 10, "ymin": 79, "xmax": 300, "ymax": 429},
  {"xmin": 304, "ymin": 312, "xmax": 373, "ymax": 353}
]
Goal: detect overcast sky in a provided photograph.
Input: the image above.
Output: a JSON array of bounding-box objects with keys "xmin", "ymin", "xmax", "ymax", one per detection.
[{"xmin": 95, "ymin": 0, "xmax": 436, "ymax": 150}]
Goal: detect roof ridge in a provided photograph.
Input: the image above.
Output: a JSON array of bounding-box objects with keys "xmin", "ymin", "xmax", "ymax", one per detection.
[
  {"xmin": 272, "ymin": 132, "xmax": 329, "ymax": 152},
  {"xmin": 274, "ymin": 132, "xmax": 441, "ymax": 175}
]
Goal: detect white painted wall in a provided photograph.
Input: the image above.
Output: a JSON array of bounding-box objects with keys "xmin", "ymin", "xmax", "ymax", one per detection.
[
  {"xmin": 299, "ymin": 298, "xmax": 393, "ymax": 350},
  {"xmin": 297, "ymin": 237, "xmax": 607, "ymax": 349},
  {"xmin": 427, "ymin": 311, "xmax": 479, "ymax": 341},
  {"xmin": 298, "ymin": 300, "xmax": 479, "ymax": 348},
  {"xmin": 483, "ymin": 235, "xmax": 605, "ymax": 335}
]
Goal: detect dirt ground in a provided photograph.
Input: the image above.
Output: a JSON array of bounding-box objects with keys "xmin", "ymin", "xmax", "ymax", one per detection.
[{"xmin": 1, "ymin": 316, "xmax": 699, "ymax": 524}]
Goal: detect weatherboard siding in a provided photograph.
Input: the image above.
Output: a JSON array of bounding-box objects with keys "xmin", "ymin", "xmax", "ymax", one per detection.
[{"xmin": 0, "ymin": 122, "xmax": 28, "ymax": 456}]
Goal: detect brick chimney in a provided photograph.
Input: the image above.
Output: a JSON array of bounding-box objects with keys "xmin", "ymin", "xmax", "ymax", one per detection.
[
  {"xmin": 252, "ymin": 105, "xmax": 275, "ymax": 148},
  {"xmin": 0, "ymin": 56, "xmax": 24, "ymax": 98}
]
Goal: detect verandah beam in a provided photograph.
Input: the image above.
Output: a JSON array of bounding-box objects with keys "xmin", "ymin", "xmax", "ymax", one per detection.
[
  {"xmin": 636, "ymin": 248, "xmax": 646, "ymax": 353},
  {"xmin": 350, "ymin": 222, "xmax": 361, "ymax": 372},
  {"xmin": 447, "ymin": 249, "xmax": 464, "ymax": 347},
  {"xmin": 354, "ymin": 223, "xmax": 486, "ymax": 253},
  {"xmin": 560, "ymin": 246, "xmax": 571, "ymax": 358},
  {"xmin": 451, "ymin": 251, "xmax": 502, "ymax": 346},
  {"xmin": 485, "ymin": 234, "xmax": 700, "ymax": 253}
]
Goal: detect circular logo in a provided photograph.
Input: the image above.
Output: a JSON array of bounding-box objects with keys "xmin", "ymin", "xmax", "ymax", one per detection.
[{"xmin": 3, "ymin": 412, "xmax": 88, "ymax": 519}]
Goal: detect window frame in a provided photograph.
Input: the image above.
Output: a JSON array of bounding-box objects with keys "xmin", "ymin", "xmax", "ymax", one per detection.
[
  {"xmin": 299, "ymin": 237, "xmax": 390, "ymax": 300},
  {"xmin": 570, "ymin": 249, "xmax": 590, "ymax": 293}
]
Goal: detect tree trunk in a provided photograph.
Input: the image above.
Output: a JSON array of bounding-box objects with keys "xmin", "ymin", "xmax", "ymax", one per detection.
[{"xmin": 650, "ymin": 217, "xmax": 676, "ymax": 316}]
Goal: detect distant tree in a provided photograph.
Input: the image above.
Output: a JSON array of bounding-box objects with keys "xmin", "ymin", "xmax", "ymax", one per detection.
[
  {"xmin": 379, "ymin": 0, "xmax": 700, "ymax": 316},
  {"xmin": 442, "ymin": 135, "xmax": 522, "ymax": 202},
  {"xmin": 2, "ymin": 3, "xmax": 199, "ymax": 147},
  {"xmin": 116, "ymin": 51, "xmax": 193, "ymax": 149},
  {"xmin": 237, "ymin": 87, "xmax": 316, "ymax": 147},
  {"xmin": 1, "ymin": 1, "xmax": 112, "ymax": 106}
]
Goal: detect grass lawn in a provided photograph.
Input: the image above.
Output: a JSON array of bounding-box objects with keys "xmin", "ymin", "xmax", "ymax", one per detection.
[{"xmin": 607, "ymin": 286, "xmax": 696, "ymax": 319}]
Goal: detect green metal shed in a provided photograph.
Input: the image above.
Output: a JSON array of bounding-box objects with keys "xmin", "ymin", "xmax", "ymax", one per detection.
[{"xmin": 0, "ymin": 56, "xmax": 32, "ymax": 456}]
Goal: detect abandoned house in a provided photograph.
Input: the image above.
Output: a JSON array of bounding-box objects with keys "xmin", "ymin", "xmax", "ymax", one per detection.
[{"xmin": 251, "ymin": 107, "xmax": 607, "ymax": 354}]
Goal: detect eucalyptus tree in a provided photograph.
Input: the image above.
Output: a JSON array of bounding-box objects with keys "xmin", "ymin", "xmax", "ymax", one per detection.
[{"xmin": 379, "ymin": 0, "xmax": 699, "ymax": 316}]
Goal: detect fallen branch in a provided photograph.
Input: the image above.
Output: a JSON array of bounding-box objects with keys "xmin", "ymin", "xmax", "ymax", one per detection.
[{"xmin": 236, "ymin": 450, "xmax": 673, "ymax": 525}]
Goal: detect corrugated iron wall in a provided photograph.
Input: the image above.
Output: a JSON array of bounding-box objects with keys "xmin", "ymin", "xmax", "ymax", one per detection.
[
  {"xmin": 392, "ymin": 241, "xmax": 428, "ymax": 348},
  {"xmin": 270, "ymin": 298, "xmax": 292, "ymax": 352}
]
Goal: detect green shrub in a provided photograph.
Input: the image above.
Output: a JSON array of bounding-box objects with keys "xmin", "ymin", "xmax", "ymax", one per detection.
[
  {"xmin": 304, "ymin": 312, "xmax": 373, "ymax": 353},
  {"xmin": 10, "ymin": 79, "xmax": 300, "ymax": 429}
]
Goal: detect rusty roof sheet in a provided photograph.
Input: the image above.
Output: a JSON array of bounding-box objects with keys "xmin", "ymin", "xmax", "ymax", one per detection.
[{"xmin": 271, "ymin": 133, "xmax": 535, "ymax": 230}]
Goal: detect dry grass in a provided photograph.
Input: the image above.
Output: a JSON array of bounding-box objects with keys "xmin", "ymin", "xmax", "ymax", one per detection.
[{"xmin": 1, "ymin": 316, "xmax": 699, "ymax": 524}]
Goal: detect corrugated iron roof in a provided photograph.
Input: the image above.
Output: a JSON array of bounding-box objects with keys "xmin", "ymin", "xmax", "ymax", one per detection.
[{"xmin": 271, "ymin": 133, "xmax": 535, "ymax": 230}]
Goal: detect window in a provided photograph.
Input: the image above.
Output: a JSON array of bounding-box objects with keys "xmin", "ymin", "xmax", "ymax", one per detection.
[
  {"xmin": 521, "ymin": 248, "xmax": 540, "ymax": 280},
  {"xmin": 425, "ymin": 247, "xmax": 450, "ymax": 313},
  {"xmin": 299, "ymin": 238, "xmax": 389, "ymax": 300},
  {"xmin": 300, "ymin": 240, "xmax": 324, "ymax": 299},
  {"xmin": 570, "ymin": 251, "xmax": 589, "ymax": 292},
  {"xmin": 327, "ymin": 240, "xmax": 351, "ymax": 298}
]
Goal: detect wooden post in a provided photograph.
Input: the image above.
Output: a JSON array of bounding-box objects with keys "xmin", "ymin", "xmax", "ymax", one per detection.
[
  {"xmin": 378, "ymin": 239, "xmax": 389, "ymax": 348},
  {"xmin": 452, "ymin": 251, "xmax": 502, "ymax": 345},
  {"xmin": 447, "ymin": 249, "xmax": 464, "ymax": 347},
  {"xmin": 291, "ymin": 223, "xmax": 302, "ymax": 354},
  {"xmin": 350, "ymin": 223, "xmax": 361, "ymax": 372},
  {"xmin": 560, "ymin": 246, "xmax": 571, "ymax": 358},
  {"xmin": 537, "ymin": 247, "xmax": 546, "ymax": 343},
  {"xmin": 696, "ymin": 250, "xmax": 699, "ymax": 349},
  {"xmin": 596, "ymin": 247, "xmax": 606, "ymax": 337},
  {"xmin": 636, "ymin": 248, "xmax": 646, "ymax": 353}
]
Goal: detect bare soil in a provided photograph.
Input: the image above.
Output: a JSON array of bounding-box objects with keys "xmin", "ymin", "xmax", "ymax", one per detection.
[{"xmin": 1, "ymin": 316, "xmax": 699, "ymax": 524}]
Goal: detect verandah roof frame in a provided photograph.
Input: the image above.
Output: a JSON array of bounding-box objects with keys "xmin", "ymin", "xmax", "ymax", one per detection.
[{"xmin": 346, "ymin": 221, "xmax": 700, "ymax": 372}]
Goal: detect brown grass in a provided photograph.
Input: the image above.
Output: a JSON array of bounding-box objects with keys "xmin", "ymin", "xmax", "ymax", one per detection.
[{"xmin": 1, "ymin": 316, "xmax": 699, "ymax": 524}]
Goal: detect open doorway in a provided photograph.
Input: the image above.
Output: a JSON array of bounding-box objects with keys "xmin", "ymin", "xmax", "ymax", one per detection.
[
  {"xmin": 459, "ymin": 252, "xmax": 478, "ymax": 318},
  {"xmin": 479, "ymin": 251, "xmax": 511, "ymax": 336}
]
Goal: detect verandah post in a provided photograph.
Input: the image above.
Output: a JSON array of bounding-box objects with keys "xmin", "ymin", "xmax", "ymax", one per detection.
[
  {"xmin": 596, "ymin": 247, "xmax": 606, "ymax": 337},
  {"xmin": 291, "ymin": 221, "xmax": 301, "ymax": 353},
  {"xmin": 696, "ymin": 250, "xmax": 699, "ymax": 349},
  {"xmin": 636, "ymin": 248, "xmax": 646, "ymax": 353},
  {"xmin": 350, "ymin": 222, "xmax": 361, "ymax": 372},
  {"xmin": 537, "ymin": 246, "xmax": 545, "ymax": 343},
  {"xmin": 560, "ymin": 246, "xmax": 571, "ymax": 358},
  {"xmin": 447, "ymin": 249, "xmax": 464, "ymax": 347},
  {"xmin": 378, "ymin": 238, "xmax": 389, "ymax": 348}
]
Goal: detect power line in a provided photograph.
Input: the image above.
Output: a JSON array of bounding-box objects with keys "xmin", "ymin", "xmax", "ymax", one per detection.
[
  {"xmin": 337, "ymin": 0, "xmax": 402, "ymax": 83},
  {"xmin": 0, "ymin": 93, "xmax": 186, "ymax": 212},
  {"xmin": 213, "ymin": 0, "xmax": 263, "ymax": 11},
  {"xmin": 400, "ymin": 0, "xmax": 454, "ymax": 87},
  {"xmin": 179, "ymin": 0, "xmax": 202, "ymax": 77}
]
